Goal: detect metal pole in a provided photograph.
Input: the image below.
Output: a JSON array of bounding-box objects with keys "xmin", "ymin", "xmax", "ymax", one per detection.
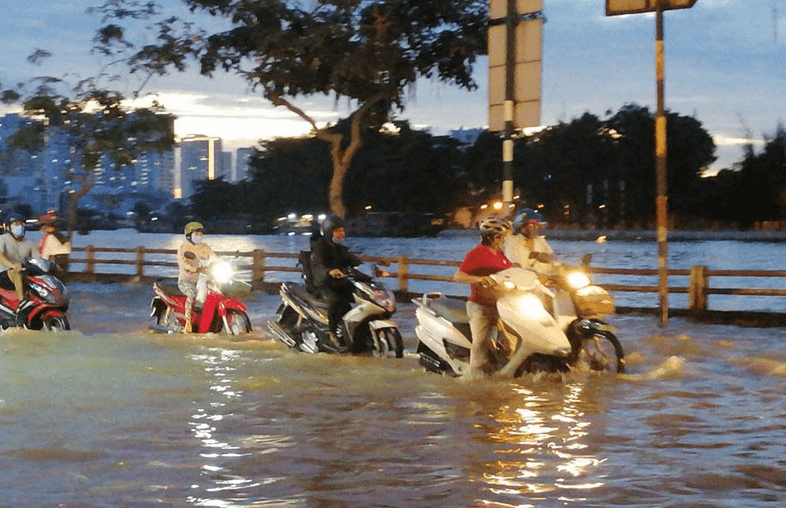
[
  {"xmin": 655, "ymin": 3, "xmax": 669, "ymax": 325},
  {"xmin": 502, "ymin": 0, "xmax": 516, "ymax": 217}
]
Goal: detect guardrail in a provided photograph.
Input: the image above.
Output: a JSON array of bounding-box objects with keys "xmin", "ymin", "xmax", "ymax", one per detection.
[{"xmin": 64, "ymin": 246, "xmax": 786, "ymax": 324}]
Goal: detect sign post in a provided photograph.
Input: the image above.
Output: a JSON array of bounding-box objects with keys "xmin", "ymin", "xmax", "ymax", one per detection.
[
  {"xmin": 488, "ymin": 0, "xmax": 544, "ymax": 216},
  {"xmin": 605, "ymin": 0, "xmax": 698, "ymax": 326}
]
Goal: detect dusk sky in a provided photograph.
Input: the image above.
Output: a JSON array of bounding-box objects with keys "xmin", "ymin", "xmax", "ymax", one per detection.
[{"xmin": 1, "ymin": 0, "xmax": 783, "ymax": 175}]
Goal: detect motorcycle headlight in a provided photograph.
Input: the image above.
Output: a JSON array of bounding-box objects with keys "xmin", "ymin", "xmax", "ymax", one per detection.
[
  {"xmin": 516, "ymin": 293, "xmax": 553, "ymax": 325},
  {"xmin": 211, "ymin": 261, "xmax": 234, "ymax": 285},
  {"xmin": 566, "ymin": 270, "xmax": 591, "ymax": 289}
]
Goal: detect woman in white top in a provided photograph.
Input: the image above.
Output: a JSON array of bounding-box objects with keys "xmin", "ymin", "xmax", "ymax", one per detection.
[{"xmin": 37, "ymin": 213, "xmax": 71, "ymax": 270}]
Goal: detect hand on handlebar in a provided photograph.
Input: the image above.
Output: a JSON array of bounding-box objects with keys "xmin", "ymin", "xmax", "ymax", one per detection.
[
  {"xmin": 478, "ymin": 275, "xmax": 497, "ymax": 287},
  {"xmin": 329, "ymin": 268, "xmax": 346, "ymax": 278}
]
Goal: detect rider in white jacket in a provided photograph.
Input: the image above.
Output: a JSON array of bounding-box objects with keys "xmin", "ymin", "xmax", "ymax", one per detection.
[{"xmin": 503, "ymin": 210, "xmax": 558, "ymax": 276}]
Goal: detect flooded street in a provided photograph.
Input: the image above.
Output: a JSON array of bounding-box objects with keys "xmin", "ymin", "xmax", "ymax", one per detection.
[{"xmin": 2, "ymin": 279, "xmax": 785, "ymax": 507}]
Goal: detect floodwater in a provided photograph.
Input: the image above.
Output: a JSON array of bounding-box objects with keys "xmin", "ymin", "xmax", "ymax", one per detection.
[{"xmin": 2, "ymin": 232, "xmax": 786, "ymax": 507}]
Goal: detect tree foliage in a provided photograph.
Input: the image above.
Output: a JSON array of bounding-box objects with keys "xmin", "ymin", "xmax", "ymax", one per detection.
[
  {"xmin": 1, "ymin": 50, "xmax": 175, "ymax": 238},
  {"xmin": 93, "ymin": 0, "xmax": 488, "ymax": 217}
]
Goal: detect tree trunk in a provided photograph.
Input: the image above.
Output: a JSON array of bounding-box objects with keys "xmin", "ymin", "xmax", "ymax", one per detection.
[{"xmin": 271, "ymin": 93, "xmax": 386, "ymax": 219}]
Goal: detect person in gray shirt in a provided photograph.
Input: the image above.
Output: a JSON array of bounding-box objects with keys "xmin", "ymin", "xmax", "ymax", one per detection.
[{"xmin": 0, "ymin": 215, "xmax": 45, "ymax": 321}]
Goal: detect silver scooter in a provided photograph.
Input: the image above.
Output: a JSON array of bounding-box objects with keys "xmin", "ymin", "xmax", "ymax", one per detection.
[{"xmin": 267, "ymin": 264, "xmax": 403, "ymax": 358}]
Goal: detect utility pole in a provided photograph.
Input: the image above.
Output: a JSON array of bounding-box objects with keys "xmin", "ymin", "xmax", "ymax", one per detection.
[
  {"xmin": 606, "ymin": 0, "xmax": 698, "ymax": 326},
  {"xmin": 489, "ymin": 0, "xmax": 544, "ymax": 217}
]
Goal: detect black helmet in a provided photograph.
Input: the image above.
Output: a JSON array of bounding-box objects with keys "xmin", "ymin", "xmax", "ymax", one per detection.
[
  {"xmin": 5, "ymin": 214, "xmax": 24, "ymax": 229},
  {"xmin": 320, "ymin": 215, "xmax": 345, "ymax": 237}
]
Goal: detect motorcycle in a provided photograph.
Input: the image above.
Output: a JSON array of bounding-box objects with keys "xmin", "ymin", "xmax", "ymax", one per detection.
[
  {"xmin": 267, "ymin": 260, "xmax": 403, "ymax": 357},
  {"xmin": 413, "ymin": 260, "xmax": 624, "ymax": 378},
  {"xmin": 0, "ymin": 258, "xmax": 70, "ymax": 331},
  {"xmin": 149, "ymin": 256, "xmax": 252, "ymax": 335}
]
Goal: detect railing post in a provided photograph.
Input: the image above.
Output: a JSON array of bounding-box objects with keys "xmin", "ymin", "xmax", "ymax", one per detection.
[
  {"xmin": 135, "ymin": 246, "xmax": 145, "ymax": 278},
  {"xmin": 689, "ymin": 264, "xmax": 708, "ymax": 314},
  {"xmin": 252, "ymin": 249, "xmax": 266, "ymax": 282},
  {"xmin": 85, "ymin": 245, "xmax": 95, "ymax": 277},
  {"xmin": 398, "ymin": 255, "xmax": 409, "ymax": 294}
]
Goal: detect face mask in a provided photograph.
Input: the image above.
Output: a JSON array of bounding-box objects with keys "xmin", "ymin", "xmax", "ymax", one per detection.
[
  {"xmin": 191, "ymin": 235, "xmax": 203, "ymax": 245},
  {"xmin": 11, "ymin": 225, "xmax": 25, "ymax": 238}
]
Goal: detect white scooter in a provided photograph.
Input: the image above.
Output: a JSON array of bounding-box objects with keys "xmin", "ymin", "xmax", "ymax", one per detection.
[{"xmin": 413, "ymin": 263, "xmax": 624, "ymax": 378}]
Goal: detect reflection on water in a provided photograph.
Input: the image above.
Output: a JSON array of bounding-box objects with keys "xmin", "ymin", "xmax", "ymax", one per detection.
[{"xmin": 1, "ymin": 283, "xmax": 786, "ymax": 507}]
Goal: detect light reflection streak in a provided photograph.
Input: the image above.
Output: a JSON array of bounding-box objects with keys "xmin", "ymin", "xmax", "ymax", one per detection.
[
  {"xmin": 480, "ymin": 383, "xmax": 607, "ymax": 504},
  {"xmin": 187, "ymin": 348, "xmax": 259, "ymax": 505}
]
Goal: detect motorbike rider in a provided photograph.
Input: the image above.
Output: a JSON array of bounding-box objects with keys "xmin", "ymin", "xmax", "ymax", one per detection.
[
  {"xmin": 177, "ymin": 221, "xmax": 217, "ymax": 333},
  {"xmin": 0, "ymin": 215, "xmax": 46, "ymax": 323},
  {"xmin": 503, "ymin": 210, "xmax": 558, "ymax": 276},
  {"xmin": 38, "ymin": 212, "xmax": 71, "ymax": 272},
  {"xmin": 453, "ymin": 215, "xmax": 513, "ymax": 378},
  {"xmin": 310, "ymin": 214, "xmax": 362, "ymax": 348}
]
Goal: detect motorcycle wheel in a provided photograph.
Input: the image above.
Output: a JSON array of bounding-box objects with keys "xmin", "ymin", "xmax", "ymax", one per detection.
[
  {"xmin": 574, "ymin": 331, "xmax": 625, "ymax": 373},
  {"xmin": 156, "ymin": 309, "xmax": 182, "ymax": 333},
  {"xmin": 373, "ymin": 328, "xmax": 404, "ymax": 359},
  {"xmin": 225, "ymin": 310, "xmax": 252, "ymax": 335},
  {"xmin": 40, "ymin": 312, "xmax": 70, "ymax": 331}
]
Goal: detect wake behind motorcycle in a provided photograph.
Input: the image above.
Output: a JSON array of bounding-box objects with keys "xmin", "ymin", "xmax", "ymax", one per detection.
[
  {"xmin": 0, "ymin": 258, "xmax": 70, "ymax": 331},
  {"xmin": 267, "ymin": 261, "xmax": 403, "ymax": 358},
  {"xmin": 149, "ymin": 257, "xmax": 252, "ymax": 335},
  {"xmin": 414, "ymin": 262, "xmax": 624, "ymax": 378}
]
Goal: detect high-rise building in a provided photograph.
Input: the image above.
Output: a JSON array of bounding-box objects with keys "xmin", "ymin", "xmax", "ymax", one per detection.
[
  {"xmin": 235, "ymin": 147, "xmax": 256, "ymax": 182},
  {"xmin": 0, "ymin": 112, "xmax": 176, "ymax": 214},
  {"xmin": 178, "ymin": 135, "xmax": 224, "ymax": 198}
]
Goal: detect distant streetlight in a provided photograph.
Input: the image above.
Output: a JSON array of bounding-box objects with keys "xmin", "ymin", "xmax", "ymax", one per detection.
[{"xmin": 606, "ymin": 0, "xmax": 698, "ymax": 326}]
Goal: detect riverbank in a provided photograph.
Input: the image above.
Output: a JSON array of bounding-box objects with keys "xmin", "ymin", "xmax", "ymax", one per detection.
[{"xmin": 439, "ymin": 228, "xmax": 786, "ymax": 242}]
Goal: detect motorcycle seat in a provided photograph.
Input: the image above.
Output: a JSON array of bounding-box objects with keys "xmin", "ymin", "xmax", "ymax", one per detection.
[
  {"xmin": 155, "ymin": 279, "xmax": 185, "ymax": 297},
  {"xmin": 289, "ymin": 282, "xmax": 329, "ymax": 310},
  {"xmin": 430, "ymin": 297, "xmax": 469, "ymax": 324}
]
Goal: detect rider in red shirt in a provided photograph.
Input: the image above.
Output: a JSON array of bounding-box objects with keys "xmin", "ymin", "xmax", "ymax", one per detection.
[{"xmin": 454, "ymin": 216, "xmax": 513, "ymax": 377}]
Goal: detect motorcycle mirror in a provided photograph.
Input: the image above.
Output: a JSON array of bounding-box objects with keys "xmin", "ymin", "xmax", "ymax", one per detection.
[{"xmin": 373, "ymin": 265, "xmax": 391, "ymax": 278}]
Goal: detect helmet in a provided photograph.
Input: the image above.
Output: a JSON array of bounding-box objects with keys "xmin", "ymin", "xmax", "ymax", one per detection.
[
  {"xmin": 320, "ymin": 215, "xmax": 345, "ymax": 237},
  {"xmin": 513, "ymin": 208, "xmax": 544, "ymax": 233},
  {"xmin": 39, "ymin": 212, "xmax": 57, "ymax": 226},
  {"xmin": 5, "ymin": 214, "xmax": 24, "ymax": 229},
  {"xmin": 184, "ymin": 221, "xmax": 205, "ymax": 236},
  {"xmin": 478, "ymin": 215, "xmax": 511, "ymax": 237}
]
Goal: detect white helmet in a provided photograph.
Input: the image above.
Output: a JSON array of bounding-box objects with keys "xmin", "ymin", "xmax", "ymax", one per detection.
[{"xmin": 478, "ymin": 215, "xmax": 511, "ymax": 237}]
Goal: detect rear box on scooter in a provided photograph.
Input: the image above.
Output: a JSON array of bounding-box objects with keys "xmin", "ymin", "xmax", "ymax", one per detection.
[{"xmin": 573, "ymin": 285, "xmax": 615, "ymax": 318}]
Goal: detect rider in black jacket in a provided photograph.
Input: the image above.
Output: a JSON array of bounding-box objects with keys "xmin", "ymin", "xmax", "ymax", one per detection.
[{"xmin": 310, "ymin": 215, "xmax": 362, "ymax": 345}]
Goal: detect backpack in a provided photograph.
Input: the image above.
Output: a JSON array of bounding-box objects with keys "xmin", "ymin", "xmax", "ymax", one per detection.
[{"xmin": 298, "ymin": 250, "xmax": 316, "ymax": 293}]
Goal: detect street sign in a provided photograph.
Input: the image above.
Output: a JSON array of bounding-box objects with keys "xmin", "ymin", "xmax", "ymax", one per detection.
[
  {"xmin": 606, "ymin": 0, "xmax": 698, "ymax": 16},
  {"xmin": 488, "ymin": 0, "xmax": 544, "ymax": 132}
]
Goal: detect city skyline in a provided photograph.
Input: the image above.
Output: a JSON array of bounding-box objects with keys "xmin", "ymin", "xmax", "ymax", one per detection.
[{"xmin": 0, "ymin": 0, "xmax": 784, "ymax": 176}]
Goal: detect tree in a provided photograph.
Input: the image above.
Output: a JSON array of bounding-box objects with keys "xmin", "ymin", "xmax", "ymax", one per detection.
[
  {"xmin": 93, "ymin": 0, "xmax": 488, "ymax": 218},
  {"xmin": 2, "ymin": 52, "xmax": 175, "ymax": 238}
]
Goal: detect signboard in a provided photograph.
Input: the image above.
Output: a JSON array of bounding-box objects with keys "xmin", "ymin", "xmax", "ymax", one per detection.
[
  {"xmin": 488, "ymin": 0, "xmax": 544, "ymax": 132},
  {"xmin": 606, "ymin": 0, "xmax": 698, "ymax": 16}
]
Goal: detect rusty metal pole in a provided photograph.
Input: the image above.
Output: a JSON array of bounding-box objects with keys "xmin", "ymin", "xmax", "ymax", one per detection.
[{"xmin": 655, "ymin": 2, "xmax": 669, "ymax": 325}]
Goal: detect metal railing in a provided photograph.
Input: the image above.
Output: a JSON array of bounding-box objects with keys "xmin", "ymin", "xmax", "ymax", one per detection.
[{"xmin": 65, "ymin": 246, "xmax": 786, "ymax": 319}]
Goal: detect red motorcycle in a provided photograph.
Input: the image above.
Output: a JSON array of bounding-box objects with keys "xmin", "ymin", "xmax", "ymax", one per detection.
[
  {"xmin": 0, "ymin": 258, "xmax": 70, "ymax": 331},
  {"xmin": 149, "ymin": 259, "xmax": 252, "ymax": 335}
]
